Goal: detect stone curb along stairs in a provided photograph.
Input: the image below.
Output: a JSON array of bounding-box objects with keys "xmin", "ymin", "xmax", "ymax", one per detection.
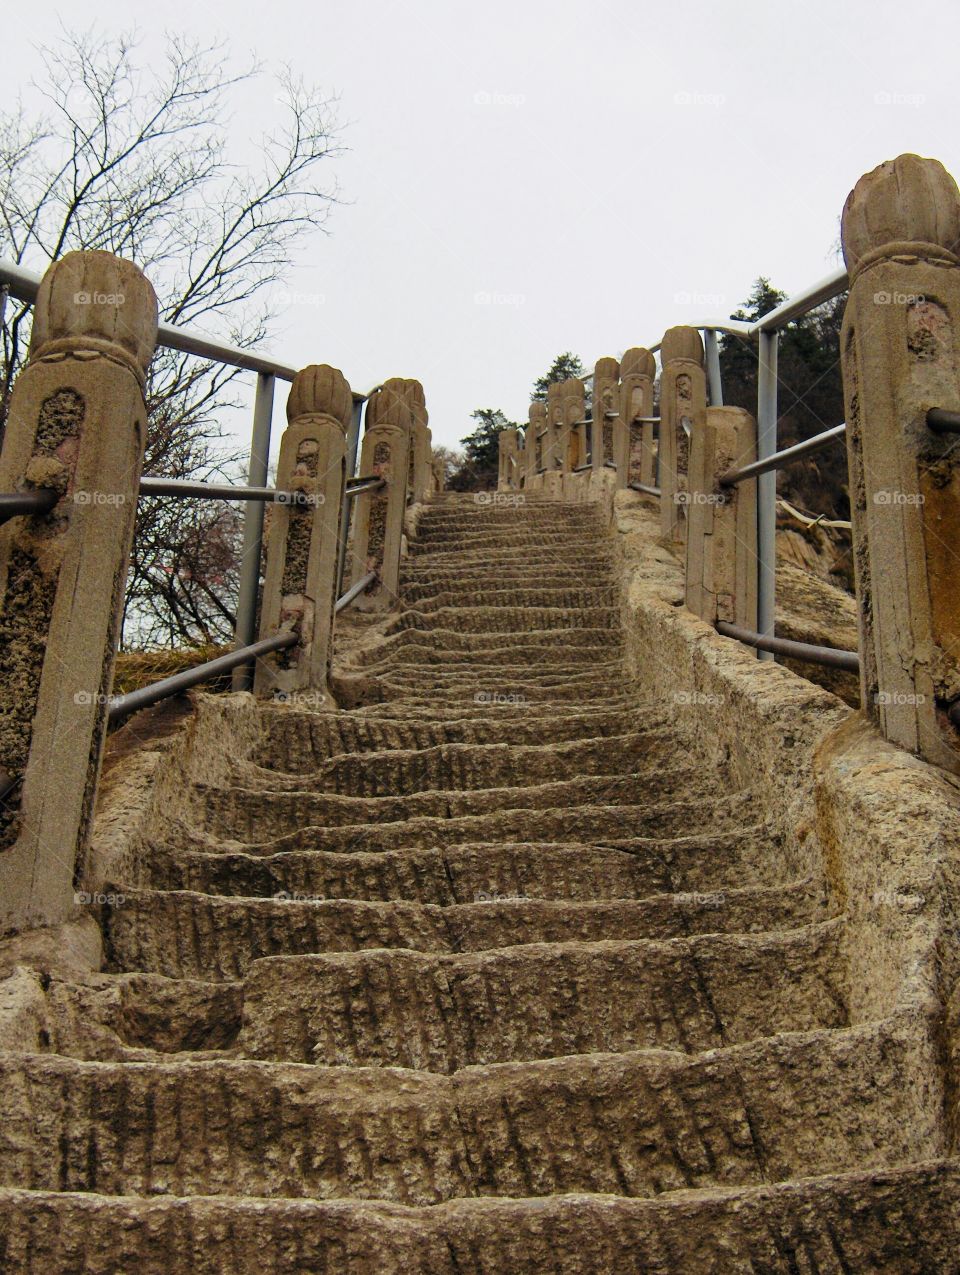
[{"xmin": 0, "ymin": 492, "xmax": 958, "ymax": 1273}]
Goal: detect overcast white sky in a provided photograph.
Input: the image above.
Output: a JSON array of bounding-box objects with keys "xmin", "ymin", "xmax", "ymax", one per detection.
[{"xmin": 4, "ymin": 0, "xmax": 959, "ymax": 460}]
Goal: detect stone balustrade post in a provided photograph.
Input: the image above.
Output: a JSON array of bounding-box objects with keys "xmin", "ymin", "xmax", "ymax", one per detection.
[
  {"xmin": 497, "ymin": 427, "xmax": 519, "ymax": 491},
  {"xmin": 254, "ymin": 365, "xmax": 353, "ymax": 703},
  {"xmin": 544, "ymin": 383, "xmax": 562, "ymax": 472},
  {"xmin": 592, "ymin": 357, "xmax": 620, "ymax": 474},
  {"xmin": 685, "ymin": 406, "xmax": 758, "ymax": 629},
  {"xmin": 620, "ymin": 347, "xmax": 657, "ymax": 488},
  {"xmin": 528, "ymin": 402, "xmax": 546, "ymax": 482},
  {"xmin": 349, "ymin": 377, "xmax": 412, "ymax": 609},
  {"xmin": 0, "ymin": 250, "xmax": 158, "ymax": 932},
  {"xmin": 560, "ymin": 378, "xmax": 586, "ymax": 471},
  {"xmin": 840, "ymin": 153, "xmax": 960, "ymax": 772},
  {"xmin": 660, "ymin": 326, "xmax": 706, "ymax": 545},
  {"xmin": 404, "ymin": 380, "xmax": 431, "ymax": 503}
]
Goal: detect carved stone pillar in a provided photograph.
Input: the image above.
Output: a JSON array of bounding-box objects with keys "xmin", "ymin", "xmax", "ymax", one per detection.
[
  {"xmin": 0, "ymin": 250, "xmax": 158, "ymax": 932},
  {"xmin": 840, "ymin": 153, "xmax": 960, "ymax": 771},
  {"xmin": 497, "ymin": 427, "xmax": 519, "ymax": 490},
  {"xmin": 685, "ymin": 405, "xmax": 758, "ymax": 628},
  {"xmin": 660, "ymin": 326, "xmax": 706, "ymax": 545},
  {"xmin": 591, "ymin": 357, "xmax": 620, "ymax": 474},
  {"xmin": 559, "ymin": 378, "xmax": 585, "ymax": 472},
  {"xmin": 254, "ymin": 364, "xmax": 352, "ymax": 702},
  {"xmin": 349, "ymin": 377, "xmax": 412, "ymax": 609},
  {"xmin": 528, "ymin": 402, "xmax": 546, "ymax": 484},
  {"xmin": 620, "ymin": 347, "xmax": 656, "ymax": 488}
]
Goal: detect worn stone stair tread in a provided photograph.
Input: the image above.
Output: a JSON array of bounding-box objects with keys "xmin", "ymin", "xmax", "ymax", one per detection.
[
  {"xmin": 165, "ymin": 791, "xmax": 760, "ymax": 857},
  {"xmin": 252, "ymin": 705, "xmax": 660, "ymax": 768},
  {"xmin": 143, "ymin": 829, "xmax": 783, "ymax": 900},
  {"xmin": 104, "ymin": 879, "xmax": 825, "ymax": 979},
  {"xmin": 238, "ymin": 919, "xmax": 846, "ymax": 1068},
  {"xmin": 193, "ymin": 764, "xmax": 719, "ymax": 839},
  {"xmin": 401, "ymin": 586, "xmax": 619, "ymax": 609},
  {"xmin": 2, "ymin": 1162, "xmax": 957, "ymax": 1273},
  {"xmin": 388, "ymin": 606, "xmax": 623, "ymax": 633},
  {"xmin": 231, "ymin": 729, "xmax": 679, "ymax": 795},
  {"xmin": 0, "ymin": 1018, "xmax": 935, "ymax": 1204}
]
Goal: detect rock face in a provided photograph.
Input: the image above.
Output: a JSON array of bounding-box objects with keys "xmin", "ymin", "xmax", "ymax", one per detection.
[{"xmin": 0, "ymin": 492, "xmax": 957, "ymax": 1271}]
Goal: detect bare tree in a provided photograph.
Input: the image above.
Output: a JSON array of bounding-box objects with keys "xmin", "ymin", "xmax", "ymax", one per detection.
[{"xmin": 0, "ymin": 28, "xmax": 342, "ymax": 646}]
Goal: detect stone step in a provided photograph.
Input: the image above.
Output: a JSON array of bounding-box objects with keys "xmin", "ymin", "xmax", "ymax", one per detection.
[
  {"xmin": 104, "ymin": 879, "xmax": 816, "ymax": 980},
  {"xmin": 369, "ymin": 667, "xmax": 625, "ymax": 695},
  {"xmin": 169, "ymin": 791, "xmax": 759, "ymax": 856},
  {"xmin": 0, "ymin": 1020, "xmax": 937, "ymax": 1204},
  {"xmin": 407, "ymin": 533, "xmax": 610, "ymax": 554},
  {"xmin": 2, "ymin": 1163, "xmax": 956, "ymax": 1273},
  {"xmin": 356, "ymin": 628, "xmax": 623, "ymax": 666},
  {"xmin": 231, "ymin": 729, "xmax": 678, "ymax": 796},
  {"xmin": 387, "ymin": 606, "xmax": 622, "ymax": 634},
  {"xmin": 399, "ymin": 563, "xmax": 615, "ymax": 585},
  {"xmin": 401, "ymin": 546, "xmax": 609, "ymax": 568},
  {"xmin": 239, "ymin": 921, "xmax": 846, "ymax": 1068},
  {"xmin": 252, "ymin": 705, "xmax": 660, "ymax": 770},
  {"xmin": 143, "ymin": 829, "xmax": 782, "ymax": 902},
  {"xmin": 193, "ymin": 764, "xmax": 716, "ymax": 840},
  {"xmin": 400, "ymin": 584, "xmax": 620, "ymax": 610}
]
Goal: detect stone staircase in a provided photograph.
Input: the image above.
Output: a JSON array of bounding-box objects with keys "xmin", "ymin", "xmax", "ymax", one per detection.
[{"xmin": 0, "ymin": 492, "xmax": 956, "ymax": 1271}]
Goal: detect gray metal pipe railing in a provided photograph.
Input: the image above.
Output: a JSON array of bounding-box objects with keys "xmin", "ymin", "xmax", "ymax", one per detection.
[
  {"xmin": 139, "ymin": 477, "xmax": 317, "ymax": 505},
  {"xmin": 720, "ymin": 422, "xmax": 847, "ymax": 486},
  {"xmin": 0, "ymin": 489, "xmax": 58, "ymax": 523},
  {"xmin": 108, "ymin": 631, "xmax": 298, "ymax": 724},
  {"xmin": 716, "ymin": 621, "xmax": 859, "ymax": 672},
  {"xmin": 629, "ymin": 481, "xmax": 661, "ymax": 497},
  {"xmin": 335, "ymin": 570, "xmax": 377, "ymax": 613},
  {"xmin": 926, "ymin": 407, "xmax": 960, "ymax": 434},
  {"xmin": 345, "ymin": 476, "xmax": 386, "ymax": 497}
]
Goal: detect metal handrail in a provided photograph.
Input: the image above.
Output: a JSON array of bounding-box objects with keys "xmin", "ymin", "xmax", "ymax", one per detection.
[
  {"xmin": 647, "ymin": 266, "xmax": 849, "ymax": 353},
  {"xmin": 716, "ymin": 621, "xmax": 859, "ymax": 672},
  {"xmin": 107, "ymin": 631, "xmax": 298, "ymax": 724},
  {"xmin": 345, "ymin": 476, "xmax": 386, "ymax": 497},
  {"xmin": 0, "ymin": 490, "xmax": 58, "ymax": 523},
  {"xmin": 720, "ymin": 423, "xmax": 847, "ymax": 486},
  {"xmin": 335, "ymin": 570, "xmax": 377, "ymax": 613},
  {"xmin": 139, "ymin": 477, "xmax": 318, "ymax": 505},
  {"xmin": 0, "ymin": 259, "xmax": 377, "ymax": 398},
  {"xmin": 629, "ymin": 481, "xmax": 661, "ymax": 497}
]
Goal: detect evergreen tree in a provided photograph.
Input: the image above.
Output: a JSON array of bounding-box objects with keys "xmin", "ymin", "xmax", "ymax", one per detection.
[
  {"xmin": 448, "ymin": 408, "xmax": 519, "ymax": 491},
  {"xmin": 532, "ymin": 352, "xmax": 585, "ymax": 401}
]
